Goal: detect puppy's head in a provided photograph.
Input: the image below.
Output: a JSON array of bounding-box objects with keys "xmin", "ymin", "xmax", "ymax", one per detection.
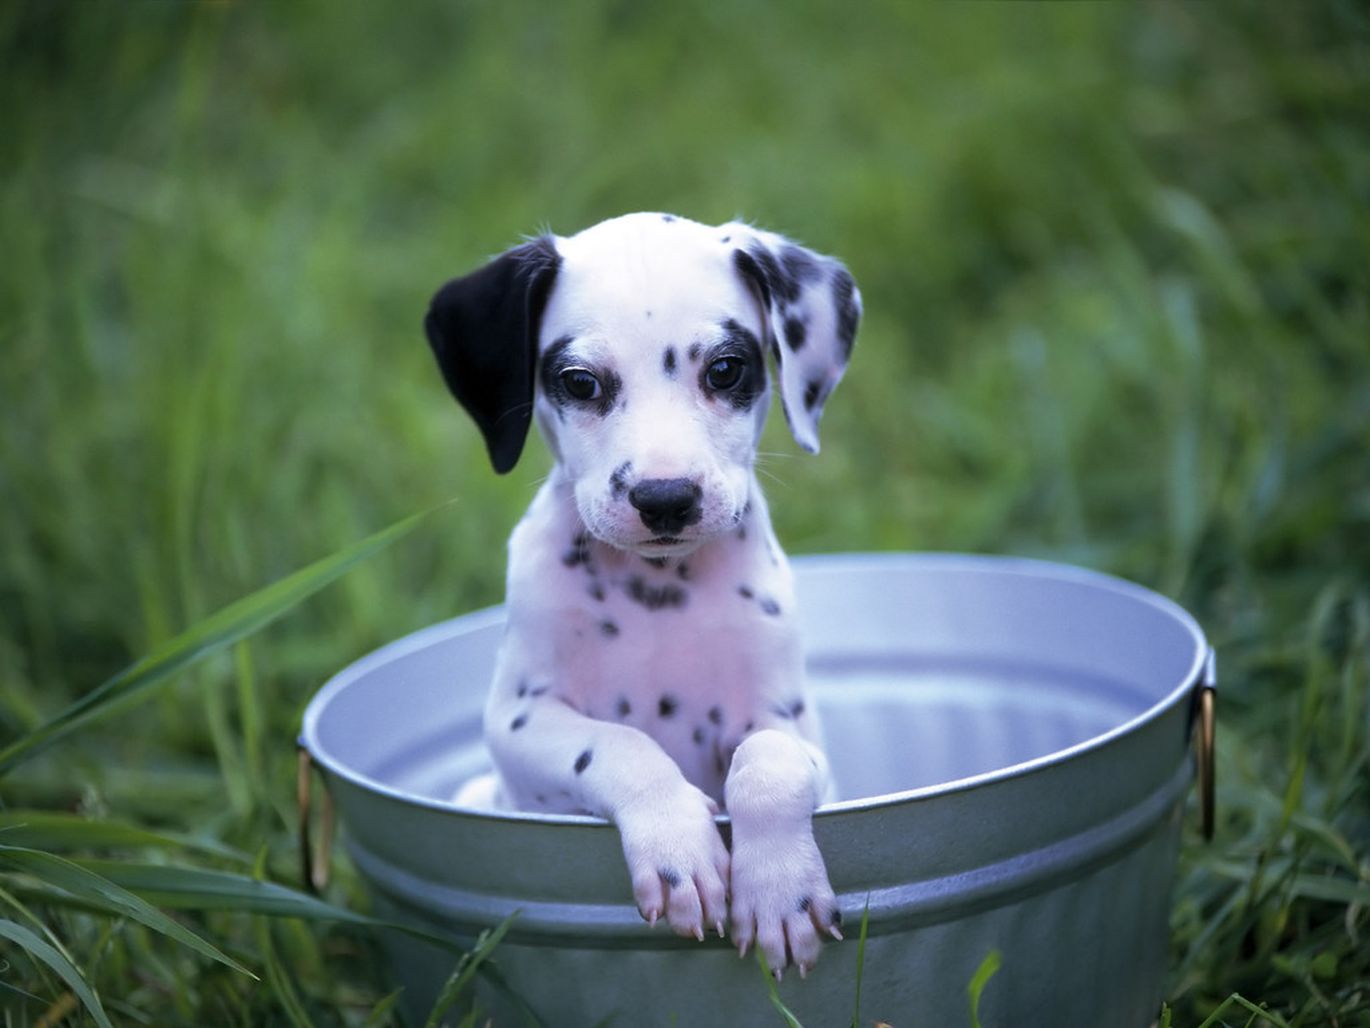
[{"xmin": 424, "ymin": 213, "xmax": 860, "ymax": 557}]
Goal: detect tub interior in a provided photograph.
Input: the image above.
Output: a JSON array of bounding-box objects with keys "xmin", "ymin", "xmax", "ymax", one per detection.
[{"xmin": 308, "ymin": 555, "xmax": 1204, "ymax": 807}]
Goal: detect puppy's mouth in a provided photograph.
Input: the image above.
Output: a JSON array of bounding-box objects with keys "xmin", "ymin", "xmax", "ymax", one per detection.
[{"xmin": 626, "ymin": 533, "xmax": 703, "ymax": 558}]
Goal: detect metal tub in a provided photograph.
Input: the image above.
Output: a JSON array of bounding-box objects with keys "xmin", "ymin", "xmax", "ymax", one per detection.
[{"xmin": 301, "ymin": 553, "xmax": 1214, "ymax": 1026}]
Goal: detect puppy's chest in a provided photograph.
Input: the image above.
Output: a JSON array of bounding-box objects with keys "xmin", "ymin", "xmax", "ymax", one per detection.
[
  {"xmin": 507, "ymin": 527, "xmax": 797, "ymax": 708},
  {"xmin": 550, "ymin": 558, "xmax": 782, "ymax": 677}
]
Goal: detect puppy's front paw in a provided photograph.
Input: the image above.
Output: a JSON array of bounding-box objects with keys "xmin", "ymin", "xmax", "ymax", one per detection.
[
  {"xmin": 616, "ymin": 783, "xmax": 730, "ymax": 943},
  {"xmin": 729, "ymin": 823, "xmax": 841, "ymax": 978}
]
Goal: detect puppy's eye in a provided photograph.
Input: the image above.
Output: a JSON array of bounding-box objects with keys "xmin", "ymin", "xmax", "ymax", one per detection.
[
  {"xmin": 559, "ymin": 368, "xmax": 602, "ymax": 402},
  {"xmin": 705, "ymin": 356, "xmax": 746, "ymax": 392}
]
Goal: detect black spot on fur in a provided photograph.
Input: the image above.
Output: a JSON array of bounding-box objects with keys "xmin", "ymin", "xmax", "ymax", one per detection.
[
  {"xmin": 536, "ymin": 793, "xmax": 547, "ymax": 804},
  {"xmin": 790, "ymin": 699, "xmax": 806, "ymax": 718},
  {"xmin": 784, "ymin": 315, "xmax": 807, "ymax": 351},
  {"xmin": 574, "ymin": 749, "xmax": 593, "ymax": 774},
  {"xmin": 708, "ymin": 705, "xmax": 723, "ymax": 726},
  {"xmin": 510, "ymin": 714, "xmax": 528, "ymax": 731},
  {"xmin": 760, "ymin": 597, "xmax": 781, "ymax": 617},
  {"xmin": 720, "ymin": 234, "xmax": 731, "ymax": 244},
  {"xmin": 833, "ymin": 270, "xmax": 859, "ymax": 357},
  {"xmin": 744, "ymin": 720, "xmax": 755, "ymax": 733},
  {"xmin": 616, "ymin": 696, "xmax": 632, "ymax": 718},
  {"xmin": 643, "ymin": 556, "xmax": 669, "ymax": 570},
  {"xmin": 627, "ymin": 577, "xmax": 687, "ymax": 611},
  {"xmin": 663, "ymin": 347, "xmax": 677, "ymax": 377},
  {"xmin": 804, "ymin": 379, "xmax": 824, "ymax": 412},
  {"xmin": 687, "ymin": 342, "xmax": 702, "ymax": 362},
  {"xmin": 738, "ymin": 585, "xmax": 754, "ymax": 599},
  {"xmin": 781, "ymin": 245, "xmax": 822, "ymax": 287},
  {"xmin": 798, "ymin": 896, "xmax": 812, "ymax": 913},
  {"xmin": 677, "ymin": 562, "xmax": 691, "ymax": 581},
  {"xmin": 692, "ymin": 726, "xmax": 705, "ymax": 745},
  {"xmin": 736, "ymin": 524, "xmax": 748, "ymax": 541},
  {"xmin": 589, "ymin": 582, "xmax": 605, "ymax": 602},
  {"xmin": 610, "ymin": 461, "xmax": 632, "ymax": 500},
  {"xmin": 831, "ymin": 909, "xmax": 843, "ymax": 927},
  {"xmin": 529, "ymin": 684, "xmax": 548, "ymax": 697},
  {"xmin": 660, "ymin": 867, "xmax": 682, "ymax": 887},
  {"xmin": 659, "ymin": 694, "xmax": 678, "ymax": 718},
  {"xmin": 600, "ymin": 620, "xmax": 619, "ymax": 637},
  {"xmin": 662, "ymin": 214, "xmax": 677, "ymax": 223},
  {"xmin": 771, "ymin": 702, "xmax": 794, "ymax": 720},
  {"xmin": 735, "ymin": 246, "xmax": 786, "ymax": 305},
  {"xmin": 516, "ymin": 680, "xmax": 528, "ymax": 698},
  {"xmin": 563, "ymin": 532, "xmax": 593, "ymax": 569}
]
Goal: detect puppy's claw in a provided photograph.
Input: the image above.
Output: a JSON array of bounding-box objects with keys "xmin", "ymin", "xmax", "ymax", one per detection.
[
  {"xmin": 693, "ymin": 924, "xmax": 704, "ymax": 942},
  {"xmin": 772, "ymin": 967, "xmax": 784, "ymax": 983},
  {"xmin": 716, "ymin": 919, "xmax": 726, "ymax": 939},
  {"xmin": 797, "ymin": 962, "xmax": 810, "ymax": 980},
  {"xmin": 828, "ymin": 923, "xmax": 844, "ymax": 941}
]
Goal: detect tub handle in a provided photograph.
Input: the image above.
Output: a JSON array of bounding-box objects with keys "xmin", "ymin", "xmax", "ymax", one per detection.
[
  {"xmin": 1196, "ymin": 648, "xmax": 1217, "ymax": 842},
  {"xmin": 296, "ymin": 744, "xmax": 335, "ymax": 894}
]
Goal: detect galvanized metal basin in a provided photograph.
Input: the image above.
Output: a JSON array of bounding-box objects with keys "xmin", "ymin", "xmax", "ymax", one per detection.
[{"xmin": 302, "ymin": 553, "xmax": 1212, "ymax": 1026}]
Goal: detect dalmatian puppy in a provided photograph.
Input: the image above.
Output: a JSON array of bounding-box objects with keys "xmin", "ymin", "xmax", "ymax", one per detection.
[{"xmin": 424, "ymin": 212, "xmax": 860, "ymax": 977}]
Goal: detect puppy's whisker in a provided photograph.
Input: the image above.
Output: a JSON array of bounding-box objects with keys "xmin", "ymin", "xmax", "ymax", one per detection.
[{"xmin": 755, "ymin": 465, "xmax": 788, "ymax": 489}]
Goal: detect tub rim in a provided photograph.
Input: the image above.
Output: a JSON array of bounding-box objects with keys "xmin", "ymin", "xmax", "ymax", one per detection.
[{"xmin": 300, "ymin": 551, "xmax": 1211, "ymax": 826}]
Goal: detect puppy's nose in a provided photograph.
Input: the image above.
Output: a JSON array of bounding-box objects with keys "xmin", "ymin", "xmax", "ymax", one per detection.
[{"xmin": 628, "ymin": 478, "xmax": 703, "ymax": 535}]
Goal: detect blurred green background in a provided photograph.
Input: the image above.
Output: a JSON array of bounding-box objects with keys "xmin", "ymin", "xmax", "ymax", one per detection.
[{"xmin": 1, "ymin": 1, "xmax": 1367, "ymax": 1024}]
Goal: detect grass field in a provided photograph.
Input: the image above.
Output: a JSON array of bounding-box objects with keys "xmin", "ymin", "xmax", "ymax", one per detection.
[{"xmin": 1, "ymin": 1, "xmax": 1367, "ymax": 1024}]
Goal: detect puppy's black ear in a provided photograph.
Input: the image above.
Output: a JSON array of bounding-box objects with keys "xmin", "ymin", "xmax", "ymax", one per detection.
[
  {"xmin": 728, "ymin": 225, "xmax": 860, "ymax": 454},
  {"xmin": 423, "ymin": 236, "xmax": 561, "ymax": 474}
]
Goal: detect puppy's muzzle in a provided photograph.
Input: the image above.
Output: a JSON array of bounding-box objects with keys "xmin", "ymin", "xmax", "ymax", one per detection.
[{"xmin": 629, "ymin": 478, "xmax": 703, "ymax": 536}]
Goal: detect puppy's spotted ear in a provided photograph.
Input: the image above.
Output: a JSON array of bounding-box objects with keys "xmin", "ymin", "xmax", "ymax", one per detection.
[
  {"xmin": 728, "ymin": 226, "xmax": 861, "ymax": 453},
  {"xmin": 424, "ymin": 237, "xmax": 561, "ymax": 474}
]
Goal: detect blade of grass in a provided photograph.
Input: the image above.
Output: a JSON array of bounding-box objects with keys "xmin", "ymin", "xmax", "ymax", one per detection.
[
  {"xmin": 0, "ymin": 504, "xmax": 445, "ymax": 775},
  {"xmin": 0, "ymin": 810, "xmax": 250, "ymax": 863},
  {"xmin": 361, "ymin": 988, "xmax": 405, "ymax": 1028},
  {"xmin": 1205, "ymin": 859, "xmax": 1370, "ymax": 905},
  {"xmin": 423, "ymin": 912, "xmax": 519, "ymax": 1028},
  {"xmin": 251, "ymin": 845, "xmax": 317, "ymax": 1028},
  {"xmin": 1194, "ymin": 993, "xmax": 1293, "ymax": 1028},
  {"xmin": 235, "ymin": 640, "xmax": 266, "ymax": 802},
  {"xmin": 0, "ymin": 845, "xmax": 254, "ymax": 978},
  {"xmin": 255, "ymin": 914, "xmax": 316, "ymax": 1028},
  {"xmin": 68, "ymin": 858, "xmax": 466, "ymax": 951},
  {"xmin": 967, "ymin": 948, "xmax": 1001, "ymax": 1028},
  {"xmin": 476, "ymin": 959, "xmax": 548, "ymax": 1028},
  {"xmin": 755, "ymin": 947, "xmax": 804, "ymax": 1028},
  {"xmin": 0, "ymin": 918, "xmax": 114, "ymax": 1028},
  {"xmin": 850, "ymin": 898, "xmax": 871, "ymax": 1028}
]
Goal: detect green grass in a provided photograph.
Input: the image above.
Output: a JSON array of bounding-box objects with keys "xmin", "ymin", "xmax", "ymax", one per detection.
[{"xmin": 1, "ymin": 1, "xmax": 1367, "ymax": 1024}]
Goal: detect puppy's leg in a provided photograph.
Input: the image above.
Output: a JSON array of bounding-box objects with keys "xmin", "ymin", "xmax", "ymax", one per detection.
[
  {"xmin": 489, "ymin": 699, "xmax": 731, "ymax": 941},
  {"xmin": 725, "ymin": 728, "xmax": 841, "ymax": 977}
]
